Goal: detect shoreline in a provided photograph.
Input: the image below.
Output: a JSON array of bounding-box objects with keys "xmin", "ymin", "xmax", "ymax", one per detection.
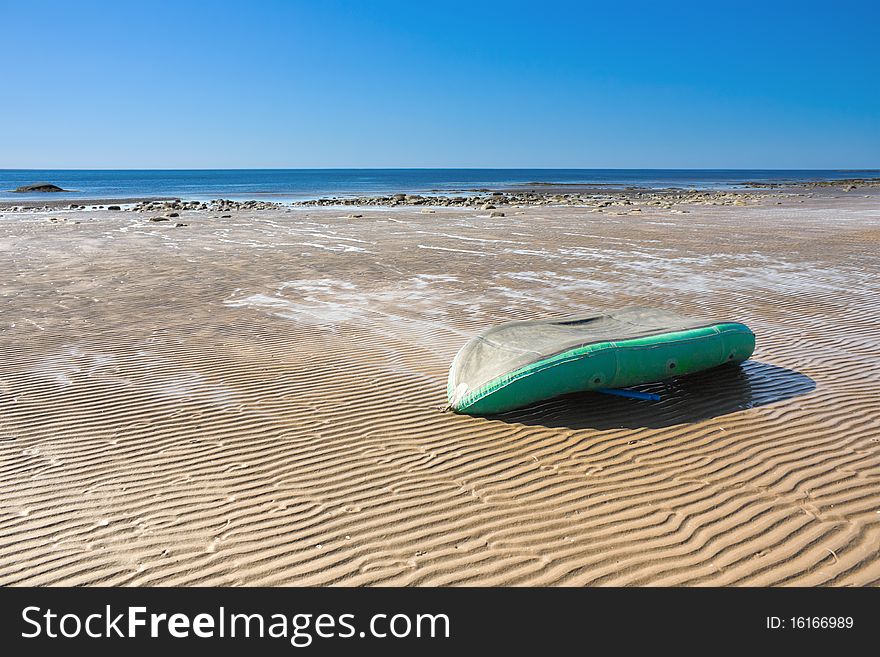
[
  {"xmin": 3, "ymin": 179, "xmax": 880, "ymax": 214},
  {"xmin": 0, "ymin": 196, "xmax": 180, "ymax": 211},
  {"xmin": 2, "ymin": 177, "xmax": 879, "ymax": 211}
]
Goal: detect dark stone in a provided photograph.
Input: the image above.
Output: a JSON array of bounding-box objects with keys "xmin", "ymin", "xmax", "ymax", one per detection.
[
  {"xmin": 12, "ymin": 183, "xmax": 70, "ymax": 193},
  {"xmin": 107, "ymin": 205, "xmax": 121, "ymax": 211}
]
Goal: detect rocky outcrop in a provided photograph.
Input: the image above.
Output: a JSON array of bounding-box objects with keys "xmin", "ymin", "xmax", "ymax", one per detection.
[
  {"xmin": 12, "ymin": 183, "xmax": 70, "ymax": 193},
  {"xmin": 745, "ymin": 178, "xmax": 880, "ymax": 189},
  {"xmin": 130, "ymin": 199, "xmax": 282, "ymax": 213},
  {"xmin": 291, "ymin": 189, "xmax": 772, "ymax": 210}
]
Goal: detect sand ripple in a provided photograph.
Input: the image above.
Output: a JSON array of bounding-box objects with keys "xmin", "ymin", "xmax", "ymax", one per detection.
[{"xmin": 1, "ymin": 197, "xmax": 879, "ymax": 585}]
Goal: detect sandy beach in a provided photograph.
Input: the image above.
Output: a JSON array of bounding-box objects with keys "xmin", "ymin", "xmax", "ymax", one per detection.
[{"xmin": 1, "ymin": 186, "xmax": 878, "ymax": 586}]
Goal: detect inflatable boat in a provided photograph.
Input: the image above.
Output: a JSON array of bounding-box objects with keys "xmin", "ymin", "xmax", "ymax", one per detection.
[{"xmin": 447, "ymin": 307, "xmax": 755, "ymax": 415}]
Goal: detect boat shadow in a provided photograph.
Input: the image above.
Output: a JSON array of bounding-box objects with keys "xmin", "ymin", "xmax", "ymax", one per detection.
[{"xmin": 491, "ymin": 360, "xmax": 816, "ymax": 430}]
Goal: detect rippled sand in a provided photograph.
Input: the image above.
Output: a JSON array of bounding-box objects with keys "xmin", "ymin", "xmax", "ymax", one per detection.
[{"xmin": 1, "ymin": 192, "xmax": 879, "ymax": 585}]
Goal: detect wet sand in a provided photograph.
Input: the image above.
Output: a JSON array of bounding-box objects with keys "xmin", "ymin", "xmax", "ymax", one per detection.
[{"xmin": 1, "ymin": 191, "xmax": 879, "ymax": 585}]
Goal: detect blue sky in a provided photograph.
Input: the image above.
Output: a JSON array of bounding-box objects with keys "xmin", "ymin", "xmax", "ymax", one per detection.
[{"xmin": 1, "ymin": 0, "xmax": 877, "ymax": 168}]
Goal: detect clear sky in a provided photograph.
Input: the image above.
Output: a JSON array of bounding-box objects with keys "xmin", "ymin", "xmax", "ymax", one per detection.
[{"xmin": 1, "ymin": 0, "xmax": 877, "ymax": 169}]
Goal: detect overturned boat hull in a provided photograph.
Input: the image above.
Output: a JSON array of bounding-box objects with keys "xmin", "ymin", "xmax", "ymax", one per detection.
[{"xmin": 447, "ymin": 307, "xmax": 756, "ymax": 415}]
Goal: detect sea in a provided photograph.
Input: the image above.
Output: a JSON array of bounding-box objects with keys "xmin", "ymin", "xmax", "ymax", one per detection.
[{"xmin": 1, "ymin": 169, "xmax": 876, "ymax": 203}]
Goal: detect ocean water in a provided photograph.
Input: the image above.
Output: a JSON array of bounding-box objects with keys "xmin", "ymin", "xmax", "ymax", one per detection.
[{"xmin": 1, "ymin": 169, "xmax": 876, "ymax": 202}]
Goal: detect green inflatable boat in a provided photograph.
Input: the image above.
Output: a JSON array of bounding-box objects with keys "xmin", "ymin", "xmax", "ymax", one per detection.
[{"xmin": 447, "ymin": 307, "xmax": 755, "ymax": 415}]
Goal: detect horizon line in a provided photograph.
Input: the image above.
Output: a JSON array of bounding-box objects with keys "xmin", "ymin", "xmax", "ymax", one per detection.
[{"xmin": 2, "ymin": 167, "xmax": 879, "ymax": 172}]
